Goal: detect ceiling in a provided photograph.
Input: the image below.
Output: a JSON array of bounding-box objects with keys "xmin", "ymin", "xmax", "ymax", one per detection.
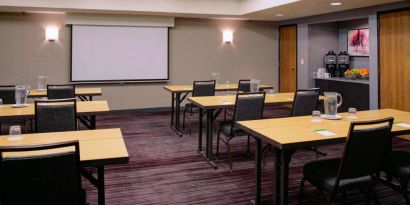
[{"xmin": 0, "ymin": 0, "xmax": 405, "ymax": 21}]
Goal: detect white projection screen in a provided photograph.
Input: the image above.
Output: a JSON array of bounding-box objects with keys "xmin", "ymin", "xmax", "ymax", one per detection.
[{"xmin": 71, "ymin": 25, "xmax": 169, "ymax": 83}]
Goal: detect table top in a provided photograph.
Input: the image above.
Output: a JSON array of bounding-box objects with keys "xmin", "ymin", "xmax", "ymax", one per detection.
[
  {"xmin": 29, "ymin": 88, "xmax": 102, "ymax": 97},
  {"xmin": 188, "ymin": 93, "xmax": 324, "ymax": 109},
  {"xmin": 0, "ymin": 128, "xmax": 129, "ymax": 166},
  {"xmin": 163, "ymin": 84, "xmax": 273, "ymax": 93},
  {"xmin": 237, "ymin": 109, "xmax": 410, "ymax": 150},
  {"xmin": 0, "ymin": 100, "xmax": 109, "ymax": 119}
]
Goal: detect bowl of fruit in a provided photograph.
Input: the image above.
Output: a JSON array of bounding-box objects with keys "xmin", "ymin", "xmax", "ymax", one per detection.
[{"xmin": 344, "ymin": 68, "xmax": 369, "ymax": 80}]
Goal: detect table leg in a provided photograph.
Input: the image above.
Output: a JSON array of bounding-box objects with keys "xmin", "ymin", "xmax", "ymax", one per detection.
[
  {"xmin": 171, "ymin": 93, "xmax": 175, "ymax": 127},
  {"xmin": 201, "ymin": 109, "xmax": 217, "ymax": 169},
  {"xmin": 253, "ymin": 137, "xmax": 262, "ymax": 205},
  {"xmin": 198, "ymin": 108, "xmax": 203, "ymax": 152},
  {"xmin": 171, "ymin": 93, "xmax": 183, "ymax": 137},
  {"xmin": 91, "ymin": 115, "xmax": 96, "ymax": 129},
  {"xmin": 279, "ymin": 149, "xmax": 294, "ymax": 205},
  {"xmin": 98, "ymin": 166, "xmax": 105, "ymax": 205},
  {"xmin": 274, "ymin": 148, "xmax": 282, "ymax": 205}
]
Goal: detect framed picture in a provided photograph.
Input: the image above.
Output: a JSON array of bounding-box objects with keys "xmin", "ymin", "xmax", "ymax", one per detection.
[{"xmin": 347, "ymin": 28, "xmax": 369, "ymax": 56}]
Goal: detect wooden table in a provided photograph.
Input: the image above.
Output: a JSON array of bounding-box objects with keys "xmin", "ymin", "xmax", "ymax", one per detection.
[
  {"xmin": 29, "ymin": 88, "xmax": 102, "ymax": 101},
  {"xmin": 164, "ymin": 84, "xmax": 273, "ymax": 136},
  {"xmin": 187, "ymin": 92, "xmax": 315, "ymax": 169},
  {"xmin": 0, "ymin": 100, "xmax": 109, "ymax": 129},
  {"xmin": 0, "ymin": 128, "xmax": 129, "ymax": 205},
  {"xmin": 236, "ymin": 109, "xmax": 410, "ymax": 205}
]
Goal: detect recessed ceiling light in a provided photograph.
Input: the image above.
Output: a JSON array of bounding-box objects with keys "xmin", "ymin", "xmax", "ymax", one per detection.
[
  {"xmin": 330, "ymin": 2, "xmax": 342, "ymax": 6},
  {"xmin": 276, "ymin": 14, "xmax": 284, "ymax": 17}
]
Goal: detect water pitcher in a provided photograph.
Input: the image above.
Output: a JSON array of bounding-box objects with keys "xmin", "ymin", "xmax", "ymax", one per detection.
[
  {"xmin": 323, "ymin": 92, "xmax": 343, "ymax": 116},
  {"xmin": 15, "ymin": 85, "xmax": 30, "ymax": 105}
]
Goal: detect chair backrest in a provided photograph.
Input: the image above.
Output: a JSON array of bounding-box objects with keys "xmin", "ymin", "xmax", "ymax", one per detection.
[
  {"xmin": 232, "ymin": 92, "xmax": 265, "ymax": 133},
  {"xmin": 47, "ymin": 84, "xmax": 75, "ymax": 100},
  {"xmin": 0, "ymin": 141, "xmax": 83, "ymax": 205},
  {"xmin": 238, "ymin": 80, "xmax": 251, "ymax": 93},
  {"xmin": 334, "ymin": 118, "xmax": 394, "ymax": 189},
  {"xmin": 0, "ymin": 85, "xmax": 15, "ymax": 104},
  {"xmin": 290, "ymin": 88, "xmax": 320, "ymax": 117},
  {"xmin": 35, "ymin": 99, "xmax": 77, "ymax": 133},
  {"xmin": 192, "ymin": 80, "xmax": 216, "ymax": 97}
]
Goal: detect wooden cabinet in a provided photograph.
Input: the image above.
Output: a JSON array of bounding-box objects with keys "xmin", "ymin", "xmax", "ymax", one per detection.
[{"xmin": 315, "ymin": 79, "xmax": 369, "ymax": 112}]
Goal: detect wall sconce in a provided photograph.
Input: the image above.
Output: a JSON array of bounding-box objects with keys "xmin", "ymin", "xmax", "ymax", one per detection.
[
  {"xmin": 223, "ymin": 31, "xmax": 233, "ymax": 44},
  {"xmin": 46, "ymin": 27, "xmax": 59, "ymax": 41}
]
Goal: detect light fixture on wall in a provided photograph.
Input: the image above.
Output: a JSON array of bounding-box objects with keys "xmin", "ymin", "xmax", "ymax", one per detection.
[
  {"xmin": 45, "ymin": 27, "xmax": 59, "ymax": 41},
  {"xmin": 223, "ymin": 31, "xmax": 233, "ymax": 44},
  {"xmin": 330, "ymin": 2, "xmax": 342, "ymax": 6}
]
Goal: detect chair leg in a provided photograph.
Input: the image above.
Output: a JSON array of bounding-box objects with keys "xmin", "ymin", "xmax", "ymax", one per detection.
[
  {"xmin": 368, "ymin": 184, "xmax": 380, "ymax": 205},
  {"xmin": 342, "ymin": 191, "xmax": 346, "ymax": 205},
  {"xmin": 299, "ymin": 178, "xmax": 305, "ymax": 205},
  {"xmin": 246, "ymin": 135, "xmax": 251, "ymax": 156},
  {"xmin": 325, "ymin": 195, "xmax": 333, "ymax": 205},
  {"xmin": 182, "ymin": 110, "xmax": 186, "ymax": 130},
  {"xmin": 224, "ymin": 108, "xmax": 227, "ymax": 122},
  {"xmin": 399, "ymin": 179, "xmax": 409, "ymax": 204},
  {"xmin": 216, "ymin": 129, "xmax": 221, "ymax": 158},
  {"xmin": 226, "ymin": 139, "xmax": 233, "ymax": 172}
]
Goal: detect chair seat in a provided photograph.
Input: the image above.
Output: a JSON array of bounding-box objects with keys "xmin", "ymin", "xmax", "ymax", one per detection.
[
  {"xmin": 303, "ymin": 159, "xmax": 372, "ymax": 192},
  {"xmin": 219, "ymin": 121, "xmax": 248, "ymax": 137},
  {"xmin": 185, "ymin": 103, "xmax": 199, "ymax": 114},
  {"xmin": 384, "ymin": 150, "xmax": 410, "ymax": 180}
]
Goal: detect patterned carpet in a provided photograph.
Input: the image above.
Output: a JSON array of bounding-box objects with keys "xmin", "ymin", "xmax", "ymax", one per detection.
[{"xmin": 81, "ymin": 106, "xmax": 410, "ymax": 205}]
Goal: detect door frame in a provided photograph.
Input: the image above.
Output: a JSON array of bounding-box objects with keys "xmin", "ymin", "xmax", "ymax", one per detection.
[
  {"xmin": 377, "ymin": 7, "xmax": 410, "ymax": 109},
  {"xmin": 278, "ymin": 24, "xmax": 298, "ymax": 92}
]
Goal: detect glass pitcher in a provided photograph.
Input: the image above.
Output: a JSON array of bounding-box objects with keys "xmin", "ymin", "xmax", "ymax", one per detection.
[
  {"xmin": 250, "ymin": 79, "xmax": 261, "ymax": 93},
  {"xmin": 15, "ymin": 85, "xmax": 30, "ymax": 105},
  {"xmin": 323, "ymin": 92, "xmax": 343, "ymax": 116}
]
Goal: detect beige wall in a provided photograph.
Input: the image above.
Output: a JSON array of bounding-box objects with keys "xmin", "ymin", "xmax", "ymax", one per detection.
[{"xmin": 0, "ymin": 13, "xmax": 278, "ymax": 110}]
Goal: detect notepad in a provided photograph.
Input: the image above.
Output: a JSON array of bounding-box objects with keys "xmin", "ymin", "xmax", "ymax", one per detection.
[
  {"xmin": 394, "ymin": 123, "xmax": 410, "ymax": 128},
  {"xmin": 315, "ymin": 130, "xmax": 336, "ymax": 137}
]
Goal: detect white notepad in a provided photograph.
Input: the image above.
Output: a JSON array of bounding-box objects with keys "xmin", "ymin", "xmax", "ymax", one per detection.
[
  {"xmin": 315, "ymin": 130, "xmax": 336, "ymax": 137},
  {"xmin": 394, "ymin": 123, "xmax": 410, "ymax": 128}
]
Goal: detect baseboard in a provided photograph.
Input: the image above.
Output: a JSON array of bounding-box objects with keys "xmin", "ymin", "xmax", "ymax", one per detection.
[{"xmin": 109, "ymin": 107, "xmax": 171, "ymax": 114}]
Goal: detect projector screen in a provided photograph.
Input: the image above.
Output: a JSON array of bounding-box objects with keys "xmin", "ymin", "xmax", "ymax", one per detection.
[{"xmin": 71, "ymin": 25, "xmax": 169, "ymax": 83}]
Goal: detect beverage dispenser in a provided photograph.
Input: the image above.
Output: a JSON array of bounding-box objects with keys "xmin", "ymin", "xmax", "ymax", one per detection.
[
  {"xmin": 337, "ymin": 51, "xmax": 350, "ymax": 77},
  {"xmin": 324, "ymin": 51, "xmax": 337, "ymax": 77}
]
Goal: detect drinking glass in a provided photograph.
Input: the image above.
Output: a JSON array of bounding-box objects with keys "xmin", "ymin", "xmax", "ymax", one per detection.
[
  {"xmin": 37, "ymin": 75, "xmax": 48, "ymax": 90},
  {"xmin": 348, "ymin": 107, "xmax": 357, "ymax": 119},
  {"xmin": 311, "ymin": 110, "xmax": 321, "ymax": 122},
  {"xmin": 224, "ymin": 81, "xmax": 230, "ymax": 95},
  {"xmin": 8, "ymin": 125, "xmax": 23, "ymax": 141},
  {"xmin": 211, "ymin": 72, "xmax": 221, "ymax": 85},
  {"xmin": 0, "ymin": 98, "xmax": 3, "ymax": 107},
  {"xmin": 250, "ymin": 79, "xmax": 261, "ymax": 93}
]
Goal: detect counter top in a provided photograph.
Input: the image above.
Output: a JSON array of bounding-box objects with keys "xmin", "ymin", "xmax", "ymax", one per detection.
[{"xmin": 313, "ymin": 77, "xmax": 369, "ymax": 84}]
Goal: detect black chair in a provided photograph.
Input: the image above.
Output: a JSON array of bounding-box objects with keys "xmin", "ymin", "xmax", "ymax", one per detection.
[
  {"xmin": 35, "ymin": 99, "xmax": 77, "ymax": 133},
  {"xmin": 238, "ymin": 79, "xmax": 251, "ymax": 93},
  {"xmin": 0, "ymin": 85, "xmax": 15, "ymax": 104},
  {"xmin": 47, "ymin": 84, "xmax": 75, "ymax": 100},
  {"xmin": 383, "ymin": 150, "xmax": 410, "ymax": 204},
  {"xmin": 291, "ymin": 88, "xmax": 320, "ymax": 116},
  {"xmin": 0, "ymin": 141, "xmax": 87, "ymax": 205},
  {"xmin": 216, "ymin": 92, "xmax": 266, "ymax": 172},
  {"xmin": 182, "ymin": 80, "xmax": 216, "ymax": 135},
  {"xmin": 300, "ymin": 118, "xmax": 394, "ymax": 204}
]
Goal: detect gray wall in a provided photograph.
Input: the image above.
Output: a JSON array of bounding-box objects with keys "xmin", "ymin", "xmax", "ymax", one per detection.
[
  {"xmin": 0, "ymin": 13, "xmax": 278, "ymax": 110},
  {"xmin": 307, "ymin": 22, "xmax": 339, "ymax": 87}
]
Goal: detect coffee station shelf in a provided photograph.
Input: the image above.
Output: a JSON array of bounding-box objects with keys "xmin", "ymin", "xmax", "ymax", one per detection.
[{"xmin": 313, "ymin": 77, "xmax": 370, "ymax": 84}]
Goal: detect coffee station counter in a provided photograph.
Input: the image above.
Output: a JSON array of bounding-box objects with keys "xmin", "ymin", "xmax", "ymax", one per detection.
[
  {"xmin": 313, "ymin": 77, "xmax": 369, "ymax": 84},
  {"xmin": 314, "ymin": 77, "xmax": 369, "ymax": 112}
]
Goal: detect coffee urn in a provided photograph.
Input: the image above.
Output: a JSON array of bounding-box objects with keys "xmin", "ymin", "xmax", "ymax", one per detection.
[
  {"xmin": 337, "ymin": 51, "xmax": 350, "ymax": 77},
  {"xmin": 325, "ymin": 51, "xmax": 337, "ymax": 77}
]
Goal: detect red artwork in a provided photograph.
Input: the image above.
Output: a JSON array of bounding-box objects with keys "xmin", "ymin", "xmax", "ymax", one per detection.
[{"xmin": 348, "ymin": 28, "xmax": 369, "ymax": 56}]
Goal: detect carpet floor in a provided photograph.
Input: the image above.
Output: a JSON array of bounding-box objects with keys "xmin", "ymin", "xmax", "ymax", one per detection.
[{"xmin": 80, "ymin": 106, "xmax": 409, "ymax": 205}]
